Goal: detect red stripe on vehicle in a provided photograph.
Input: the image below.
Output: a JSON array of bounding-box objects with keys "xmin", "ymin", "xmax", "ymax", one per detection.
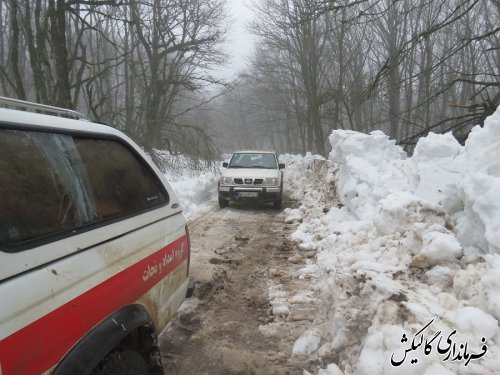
[{"xmin": 0, "ymin": 235, "xmax": 188, "ymax": 375}]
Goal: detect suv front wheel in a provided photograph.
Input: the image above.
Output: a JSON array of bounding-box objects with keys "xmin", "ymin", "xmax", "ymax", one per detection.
[
  {"xmin": 273, "ymin": 199, "xmax": 282, "ymax": 210},
  {"xmin": 218, "ymin": 196, "xmax": 229, "ymax": 208}
]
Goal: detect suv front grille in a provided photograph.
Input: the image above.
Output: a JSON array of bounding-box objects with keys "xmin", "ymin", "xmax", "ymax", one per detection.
[{"xmin": 233, "ymin": 178, "xmax": 263, "ymax": 185}]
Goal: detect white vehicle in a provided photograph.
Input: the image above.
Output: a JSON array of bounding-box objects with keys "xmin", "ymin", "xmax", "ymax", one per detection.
[
  {"xmin": 218, "ymin": 150, "xmax": 285, "ymax": 209},
  {"xmin": 0, "ymin": 97, "xmax": 193, "ymax": 375}
]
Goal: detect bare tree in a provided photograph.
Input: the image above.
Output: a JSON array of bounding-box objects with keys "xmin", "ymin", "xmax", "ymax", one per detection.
[
  {"xmin": 0, "ymin": 0, "xmax": 229, "ymax": 169},
  {"xmin": 234, "ymin": 0, "xmax": 499, "ymax": 154}
]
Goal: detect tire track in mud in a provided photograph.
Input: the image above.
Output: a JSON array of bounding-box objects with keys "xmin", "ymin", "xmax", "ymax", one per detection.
[{"xmin": 159, "ymin": 196, "xmax": 319, "ymax": 375}]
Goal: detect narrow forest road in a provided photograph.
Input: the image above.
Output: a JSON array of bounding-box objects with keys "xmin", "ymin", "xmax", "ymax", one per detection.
[{"xmin": 159, "ymin": 196, "xmax": 321, "ymax": 375}]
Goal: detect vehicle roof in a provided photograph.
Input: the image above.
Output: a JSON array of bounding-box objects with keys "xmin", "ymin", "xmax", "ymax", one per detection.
[
  {"xmin": 0, "ymin": 107, "xmax": 122, "ymax": 137},
  {"xmin": 232, "ymin": 150, "xmax": 277, "ymax": 154}
]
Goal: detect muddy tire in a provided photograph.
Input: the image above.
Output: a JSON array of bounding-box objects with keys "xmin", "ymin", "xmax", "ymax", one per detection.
[
  {"xmin": 218, "ymin": 196, "xmax": 229, "ymax": 208},
  {"xmin": 273, "ymin": 199, "xmax": 282, "ymax": 210},
  {"xmin": 91, "ymin": 350, "xmax": 151, "ymax": 375}
]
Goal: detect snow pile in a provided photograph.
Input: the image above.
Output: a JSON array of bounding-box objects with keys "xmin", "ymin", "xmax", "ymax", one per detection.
[
  {"xmin": 281, "ymin": 152, "xmax": 335, "ymax": 208},
  {"xmin": 167, "ymin": 170, "xmax": 219, "ymax": 219},
  {"xmin": 159, "ymin": 153, "xmax": 220, "ymax": 219},
  {"xmin": 280, "ymin": 153, "xmax": 339, "ymax": 251},
  {"xmin": 329, "ymin": 130, "xmax": 413, "ymax": 220},
  {"xmin": 412, "ymin": 132, "xmax": 464, "ymax": 206},
  {"xmin": 286, "ymin": 107, "xmax": 500, "ymax": 374},
  {"xmin": 451, "ymin": 109, "xmax": 500, "ymax": 254}
]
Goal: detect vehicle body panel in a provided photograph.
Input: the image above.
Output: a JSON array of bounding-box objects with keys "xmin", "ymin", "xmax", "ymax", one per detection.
[{"xmin": 0, "ymin": 106, "xmax": 190, "ymax": 374}]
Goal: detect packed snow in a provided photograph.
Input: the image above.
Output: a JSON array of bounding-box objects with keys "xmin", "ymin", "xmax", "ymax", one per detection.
[
  {"xmin": 168, "ymin": 106, "xmax": 500, "ymax": 374},
  {"xmin": 279, "ymin": 106, "xmax": 500, "ymax": 374},
  {"xmin": 167, "ymin": 170, "xmax": 219, "ymax": 219}
]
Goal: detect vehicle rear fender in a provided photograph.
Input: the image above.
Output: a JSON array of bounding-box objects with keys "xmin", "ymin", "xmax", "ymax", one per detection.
[{"xmin": 52, "ymin": 304, "xmax": 156, "ymax": 375}]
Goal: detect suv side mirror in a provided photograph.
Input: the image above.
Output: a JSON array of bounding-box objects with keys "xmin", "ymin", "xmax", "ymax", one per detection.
[
  {"xmin": 279, "ymin": 163, "xmax": 285, "ymax": 169},
  {"xmin": 222, "ymin": 162, "xmax": 228, "ymax": 168}
]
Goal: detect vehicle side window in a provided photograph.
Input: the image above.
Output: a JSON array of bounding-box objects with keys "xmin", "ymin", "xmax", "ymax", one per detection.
[
  {"xmin": 74, "ymin": 138, "xmax": 168, "ymax": 219},
  {"xmin": 0, "ymin": 130, "xmax": 97, "ymax": 244},
  {"xmin": 0, "ymin": 129, "xmax": 168, "ymax": 248}
]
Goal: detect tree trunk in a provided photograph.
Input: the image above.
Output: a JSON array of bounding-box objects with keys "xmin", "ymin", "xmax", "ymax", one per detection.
[
  {"xmin": 48, "ymin": 0, "xmax": 72, "ymax": 108},
  {"xmin": 8, "ymin": 0, "xmax": 26, "ymax": 100}
]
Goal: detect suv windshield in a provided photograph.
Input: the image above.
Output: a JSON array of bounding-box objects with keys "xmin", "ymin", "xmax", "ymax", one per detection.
[{"xmin": 228, "ymin": 153, "xmax": 277, "ymax": 169}]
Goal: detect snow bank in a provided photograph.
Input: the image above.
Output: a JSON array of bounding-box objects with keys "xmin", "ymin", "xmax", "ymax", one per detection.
[
  {"xmin": 167, "ymin": 170, "xmax": 219, "ymax": 219},
  {"xmin": 453, "ymin": 108, "xmax": 500, "ymax": 254},
  {"xmin": 412, "ymin": 132, "xmax": 464, "ymax": 206},
  {"xmin": 158, "ymin": 152, "xmax": 219, "ymax": 219},
  {"xmin": 286, "ymin": 107, "xmax": 500, "ymax": 374},
  {"xmin": 329, "ymin": 130, "xmax": 413, "ymax": 220}
]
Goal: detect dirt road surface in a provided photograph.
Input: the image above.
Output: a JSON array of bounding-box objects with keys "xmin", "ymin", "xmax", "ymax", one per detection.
[{"xmin": 159, "ymin": 197, "xmax": 321, "ymax": 375}]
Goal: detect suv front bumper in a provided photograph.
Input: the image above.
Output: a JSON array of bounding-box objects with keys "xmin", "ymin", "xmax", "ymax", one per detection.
[{"xmin": 218, "ymin": 186, "xmax": 281, "ymax": 202}]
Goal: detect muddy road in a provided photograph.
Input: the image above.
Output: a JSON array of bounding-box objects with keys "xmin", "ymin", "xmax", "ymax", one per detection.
[{"xmin": 159, "ymin": 197, "xmax": 320, "ymax": 375}]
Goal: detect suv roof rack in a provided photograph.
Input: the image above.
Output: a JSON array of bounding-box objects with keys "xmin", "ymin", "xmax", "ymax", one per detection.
[{"xmin": 0, "ymin": 96, "xmax": 89, "ymax": 121}]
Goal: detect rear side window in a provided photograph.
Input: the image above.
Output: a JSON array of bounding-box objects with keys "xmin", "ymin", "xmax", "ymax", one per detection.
[
  {"xmin": 75, "ymin": 138, "xmax": 166, "ymax": 219},
  {"xmin": 0, "ymin": 129, "xmax": 168, "ymax": 249},
  {"xmin": 0, "ymin": 130, "xmax": 97, "ymax": 244}
]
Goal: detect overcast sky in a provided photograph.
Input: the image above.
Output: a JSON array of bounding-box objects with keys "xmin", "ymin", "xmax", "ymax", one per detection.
[{"xmin": 216, "ymin": 0, "xmax": 256, "ymax": 81}]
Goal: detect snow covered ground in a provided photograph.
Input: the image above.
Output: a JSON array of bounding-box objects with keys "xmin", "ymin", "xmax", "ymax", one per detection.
[{"xmin": 165, "ymin": 106, "xmax": 500, "ymax": 374}]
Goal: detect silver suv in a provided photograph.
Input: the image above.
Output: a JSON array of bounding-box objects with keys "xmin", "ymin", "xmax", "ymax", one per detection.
[{"xmin": 218, "ymin": 150, "xmax": 285, "ymax": 209}]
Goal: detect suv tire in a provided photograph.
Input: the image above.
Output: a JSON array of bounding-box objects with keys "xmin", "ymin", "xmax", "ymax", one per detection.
[
  {"xmin": 218, "ymin": 196, "xmax": 229, "ymax": 208},
  {"xmin": 273, "ymin": 199, "xmax": 282, "ymax": 210}
]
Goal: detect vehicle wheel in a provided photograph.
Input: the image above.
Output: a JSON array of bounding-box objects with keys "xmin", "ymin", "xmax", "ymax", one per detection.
[
  {"xmin": 218, "ymin": 196, "xmax": 229, "ymax": 208},
  {"xmin": 273, "ymin": 199, "xmax": 282, "ymax": 210},
  {"xmin": 91, "ymin": 350, "xmax": 150, "ymax": 375}
]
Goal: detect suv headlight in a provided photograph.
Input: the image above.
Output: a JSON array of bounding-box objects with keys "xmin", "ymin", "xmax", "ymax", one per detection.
[
  {"xmin": 220, "ymin": 177, "xmax": 233, "ymax": 185},
  {"xmin": 264, "ymin": 177, "xmax": 279, "ymax": 186}
]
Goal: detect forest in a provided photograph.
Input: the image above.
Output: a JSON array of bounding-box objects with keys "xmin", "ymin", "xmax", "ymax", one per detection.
[{"xmin": 0, "ymin": 0, "xmax": 499, "ymax": 162}]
